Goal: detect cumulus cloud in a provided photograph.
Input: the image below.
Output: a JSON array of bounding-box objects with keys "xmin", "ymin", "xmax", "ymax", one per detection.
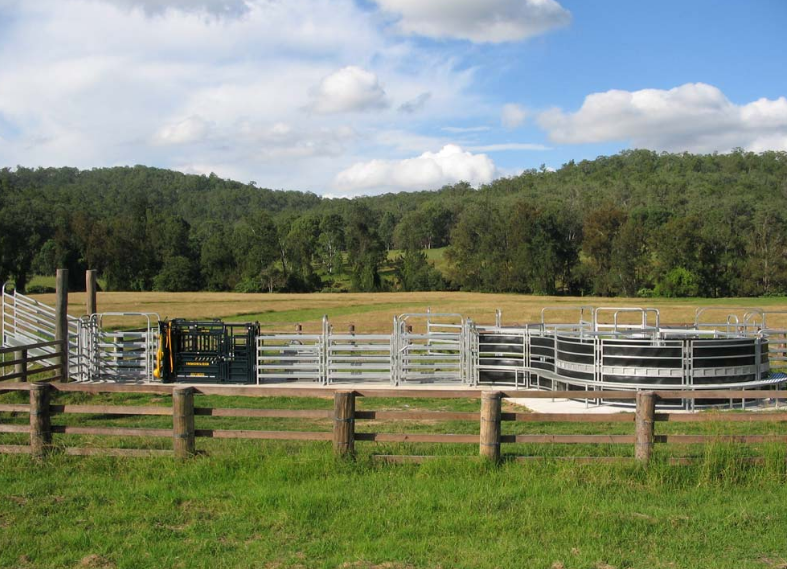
[
  {"xmin": 334, "ymin": 144, "xmax": 496, "ymax": 193},
  {"xmin": 501, "ymin": 103, "xmax": 527, "ymax": 128},
  {"xmin": 538, "ymin": 82, "xmax": 787, "ymax": 153},
  {"xmin": 398, "ymin": 92, "xmax": 431, "ymax": 114},
  {"xmin": 308, "ymin": 66, "xmax": 389, "ymax": 114},
  {"xmin": 374, "ymin": 0, "xmax": 571, "ymax": 43}
]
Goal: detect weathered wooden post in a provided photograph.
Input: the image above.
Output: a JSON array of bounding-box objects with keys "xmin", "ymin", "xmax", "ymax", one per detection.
[
  {"xmin": 172, "ymin": 387, "xmax": 195, "ymax": 458},
  {"xmin": 333, "ymin": 390, "xmax": 355, "ymax": 457},
  {"xmin": 86, "ymin": 270, "xmax": 97, "ymax": 315},
  {"xmin": 29, "ymin": 382, "xmax": 52, "ymax": 458},
  {"xmin": 55, "ymin": 269, "xmax": 69, "ymax": 382},
  {"xmin": 635, "ymin": 391, "xmax": 657, "ymax": 465},
  {"xmin": 480, "ymin": 391, "xmax": 502, "ymax": 462},
  {"xmin": 14, "ymin": 348, "xmax": 27, "ymax": 382}
]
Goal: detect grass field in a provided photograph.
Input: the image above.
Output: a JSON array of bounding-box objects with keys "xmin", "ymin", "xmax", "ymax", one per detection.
[
  {"xmin": 5, "ymin": 291, "xmax": 787, "ymax": 567},
  {"xmin": 26, "ymin": 290, "xmax": 787, "ymax": 332}
]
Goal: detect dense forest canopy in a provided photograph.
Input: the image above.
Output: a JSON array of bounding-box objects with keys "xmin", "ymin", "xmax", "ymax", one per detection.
[{"xmin": 1, "ymin": 149, "xmax": 787, "ymax": 297}]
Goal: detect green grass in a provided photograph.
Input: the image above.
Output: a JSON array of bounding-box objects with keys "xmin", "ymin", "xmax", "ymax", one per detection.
[
  {"xmin": 4, "ymin": 392, "xmax": 787, "ymax": 567},
  {"xmin": 387, "ymin": 247, "xmax": 450, "ymax": 275},
  {"xmin": 2, "ymin": 443, "xmax": 787, "ymax": 568}
]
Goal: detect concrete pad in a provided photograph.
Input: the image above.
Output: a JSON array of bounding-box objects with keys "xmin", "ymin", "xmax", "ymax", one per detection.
[{"xmin": 507, "ymin": 397, "xmax": 628, "ymax": 414}]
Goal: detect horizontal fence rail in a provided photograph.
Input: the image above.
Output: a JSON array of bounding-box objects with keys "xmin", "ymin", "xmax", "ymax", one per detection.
[
  {"xmin": 0, "ymin": 340, "xmax": 67, "ymax": 384},
  {"xmin": 3, "ymin": 380, "xmax": 787, "ymax": 464}
]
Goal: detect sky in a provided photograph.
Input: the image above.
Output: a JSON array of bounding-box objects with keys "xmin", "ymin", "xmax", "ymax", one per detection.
[{"xmin": 0, "ymin": 0, "xmax": 785, "ymax": 196}]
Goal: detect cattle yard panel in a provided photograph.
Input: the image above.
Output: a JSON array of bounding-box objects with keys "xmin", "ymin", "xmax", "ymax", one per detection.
[
  {"xmin": 3, "ymin": 285, "xmax": 787, "ymax": 402},
  {"xmin": 1, "ymin": 284, "xmax": 82, "ymax": 380},
  {"xmin": 81, "ymin": 313, "xmax": 159, "ymax": 382}
]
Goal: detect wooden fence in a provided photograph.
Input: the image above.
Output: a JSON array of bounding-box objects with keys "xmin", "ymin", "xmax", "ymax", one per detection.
[
  {"xmin": 2, "ymin": 374, "xmax": 787, "ymax": 464},
  {"xmin": 0, "ymin": 340, "xmax": 68, "ymax": 384}
]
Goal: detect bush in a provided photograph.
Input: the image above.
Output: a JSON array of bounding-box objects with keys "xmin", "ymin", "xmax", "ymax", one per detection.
[
  {"xmin": 654, "ymin": 267, "xmax": 701, "ymax": 297},
  {"xmin": 152, "ymin": 256, "xmax": 201, "ymax": 292}
]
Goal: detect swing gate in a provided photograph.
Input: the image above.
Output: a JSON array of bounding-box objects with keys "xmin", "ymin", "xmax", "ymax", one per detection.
[{"xmin": 79, "ymin": 313, "xmax": 158, "ymax": 382}]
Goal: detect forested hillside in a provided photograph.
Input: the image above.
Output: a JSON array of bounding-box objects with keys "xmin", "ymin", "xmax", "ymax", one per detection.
[{"xmin": 2, "ymin": 149, "xmax": 786, "ymax": 297}]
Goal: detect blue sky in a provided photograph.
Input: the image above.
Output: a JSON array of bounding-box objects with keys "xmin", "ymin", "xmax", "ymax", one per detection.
[{"xmin": 0, "ymin": 0, "xmax": 785, "ymax": 195}]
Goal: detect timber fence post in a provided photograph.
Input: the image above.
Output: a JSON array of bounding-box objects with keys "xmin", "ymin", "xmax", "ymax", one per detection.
[
  {"xmin": 15, "ymin": 348, "xmax": 27, "ymax": 382},
  {"xmin": 480, "ymin": 391, "xmax": 502, "ymax": 463},
  {"xmin": 635, "ymin": 391, "xmax": 656, "ymax": 465},
  {"xmin": 86, "ymin": 270, "xmax": 97, "ymax": 315},
  {"xmin": 333, "ymin": 390, "xmax": 355, "ymax": 457},
  {"xmin": 55, "ymin": 269, "xmax": 69, "ymax": 382},
  {"xmin": 30, "ymin": 382, "xmax": 52, "ymax": 459},
  {"xmin": 173, "ymin": 387, "xmax": 195, "ymax": 459}
]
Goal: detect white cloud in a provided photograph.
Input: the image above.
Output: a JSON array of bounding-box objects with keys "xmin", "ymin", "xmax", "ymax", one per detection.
[
  {"xmin": 238, "ymin": 122, "xmax": 356, "ymax": 160},
  {"xmin": 87, "ymin": 0, "xmax": 251, "ymax": 17},
  {"xmin": 0, "ymin": 0, "xmax": 485, "ymax": 192},
  {"xmin": 538, "ymin": 83, "xmax": 787, "ymax": 153},
  {"xmin": 501, "ymin": 103, "xmax": 527, "ymax": 128},
  {"xmin": 468, "ymin": 143, "xmax": 550, "ymax": 152},
  {"xmin": 0, "ymin": 0, "xmax": 581, "ymax": 194},
  {"xmin": 374, "ymin": 0, "xmax": 571, "ymax": 43},
  {"xmin": 153, "ymin": 115, "xmax": 212, "ymax": 145},
  {"xmin": 334, "ymin": 144, "xmax": 496, "ymax": 194},
  {"xmin": 308, "ymin": 66, "xmax": 389, "ymax": 114}
]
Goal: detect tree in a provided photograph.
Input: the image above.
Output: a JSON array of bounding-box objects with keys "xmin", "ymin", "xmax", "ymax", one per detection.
[
  {"xmin": 611, "ymin": 211, "xmax": 651, "ymax": 297},
  {"xmin": 233, "ymin": 211, "xmax": 279, "ymax": 292},
  {"xmin": 200, "ymin": 225, "xmax": 237, "ymax": 291},
  {"xmin": 395, "ymin": 249, "xmax": 445, "ymax": 291},
  {"xmin": 0, "ymin": 194, "xmax": 50, "ymax": 292},
  {"xmin": 743, "ymin": 208, "xmax": 787, "ymax": 295},
  {"xmin": 445, "ymin": 201, "xmax": 507, "ymax": 292},
  {"xmin": 581, "ymin": 204, "xmax": 626, "ymax": 296},
  {"xmin": 153, "ymin": 255, "xmax": 201, "ymax": 291},
  {"xmin": 393, "ymin": 209, "xmax": 430, "ymax": 251},
  {"xmin": 285, "ymin": 215, "xmax": 320, "ymax": 289},
  {"xmin": 317, "ymin": 214, "xmax": 345, "ymax": 277},
  {"xmin": 420, "ymin": 201, "xmax": 454, "ymax": 249},
  {"xmin": 378, "ymin": 211, "xmax": 397, "ymax": 251},
  {"xmin": 345, "ymin": 203, "xmax": 385, "ymax": 292}
]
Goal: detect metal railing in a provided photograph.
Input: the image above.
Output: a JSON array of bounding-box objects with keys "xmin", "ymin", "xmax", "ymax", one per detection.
[
  {"xmin": 80, "ymin": 313, "xmax": 159, "ymax": 382},
  {"xmin": 1, "ymin": 284, "xmax": 82, "ymax": 381},
  {"xmin": 3, "ymin": 294, "xmax": 786, "ymax": 398}
]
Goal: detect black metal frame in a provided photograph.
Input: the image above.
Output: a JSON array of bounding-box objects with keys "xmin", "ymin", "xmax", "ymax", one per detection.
[{"xmin": 158, "ymin": 319, "xmax": 259, "ymax": 384}]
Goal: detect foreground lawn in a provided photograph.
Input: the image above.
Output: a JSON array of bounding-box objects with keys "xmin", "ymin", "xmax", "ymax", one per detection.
[
  {"xmin": 4, "ymin": 393, "xmax": 787, "ymax": 568},
  {"xmin": 2, "ymin": 448, "xmax": 787, "ymax": 569}
]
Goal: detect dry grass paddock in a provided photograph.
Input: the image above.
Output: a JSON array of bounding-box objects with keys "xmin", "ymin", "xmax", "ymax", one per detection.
[{"xmin": 29, "ymin": 290, "xmax": 787, "ymax": 332}]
